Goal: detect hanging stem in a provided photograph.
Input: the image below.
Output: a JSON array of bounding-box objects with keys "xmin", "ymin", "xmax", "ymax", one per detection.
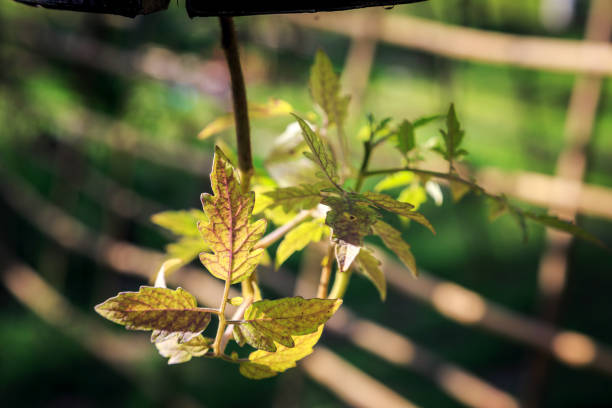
[
  {"xmin": 328, "ymin": 268, "xmax": 353, "ymax": 299},
  {"xmin": 219, "ymin": 16, "xmax": 253, "ymax": 193},
  {"xmin": 317, "ymin": 244, "xmax": 335, "ymax": 298},
  {"xmin": 213, "ymin": 16, "xmax": 255, "ymax": 355}
]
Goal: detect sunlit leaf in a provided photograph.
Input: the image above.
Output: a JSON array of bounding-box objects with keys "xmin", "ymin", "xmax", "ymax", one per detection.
[
  {"xmin": 398, "ymin": 185, "xmax": 427, "ymax": 211},
  {"xmin": 335, "ymin": 242, "xmax": 360, "ymax": 272},
  {"xmin": 239, "ymin": 326, "xmax": 324, "ymax": 379},
  {"xmin": 374, "ymin": 171, "xmax": 415, "ymax": 192},
  {"xmin": 234, "ymin": 297, "xmax": 341, "ymax": 352},
  {"xmin": 360, "ymin": 192, "xmax": 435, "ymax": 234},
  {"xmin": 309, "ymin": 50, "xmax": 350, "ymax": 129},
  {"xmin": 276, "ymin": 219, "xmax": 328, "ymax": 268},
  {"xmin": 166, "ymin": 236, "xmax": 206, "ymax": 264},
  {"xmin": 322, "ymin": 196, "xmax": 379, "ymax": 246},
  {"xmin": 292, "ymin": 114, "xmax": 339, "ymax": 186},
  {"xmin": 356, "ymin": 249, "xmax": 386, "ymax": 301},
  {"xmin": 155, "ymin": 334, "xmax": 212, "ymax": 365},
  {"xmin": 263, "ymin": 183, "xmax": 326, "ymax": 213},
  {"xmin": 95, "ymin": 286, "xmax": 212, "ymax": 342},
  {"xmin": 198, "ymin": 147, "xmax": 267, "ymax": 284},
  {"xmin": 151, "ymin": 209, "xmax": 208, "ymax": 237},
  {"xmin": 198, "ymin": 99, "xmax": 293, "ymax": 139},
  {"xmin": 372, "ymin": 220, "xmax": 418, "ymax": 277}
]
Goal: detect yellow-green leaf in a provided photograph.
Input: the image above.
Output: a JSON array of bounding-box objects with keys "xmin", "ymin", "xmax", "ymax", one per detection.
[
  {"xmin": 263, "ymin": 183, "xmax": 326, "ymax": 213},
  {"xmin": 450, "ymin": 180, "xmax": 471, "ymax": 202},
  {"xmin": 95, "ymin": 286, "xmax": 212, "ymax": 342},
  {"xmin": 276, "ymin": 219, "xmax": 328, "ymax": 268},
  {"xmin": 151, "ymin": 209, "xmax": 208, "ymax": 237},
  {"xmin": 356, "ymin": 249, "xmax": 386, "ymax": 301},
  {"xmin": 198, "ymin": 99, "xmax": 293, "ymax": 139},
  {"xmin": 372, "ymin": 220, "xmax": 418, "ymax": 277},
  {"xmin": 309, "ymin": 50, "xmax": 350, "ymax": 129},
  {"xmin": 361, "ymin": 192, "xmax": 435, "ymax": 235},
  {"xmin": 239, "ymin": 326, "xmax": 324, "ymax": 379},
  {"xmin": 374, "ymin": 171, "xmax": 415, "ymax": 192},
  {"xmin": 398, "ymin": 185, "xmax": 427, "ymax": 211},
  {"xmin": 155, "ymin": 334, "xmax": 212, "ymax": 365},
  {"xmin": 198, "ymin": 147, "xmax": 267, "ymax": 284},
  {"xmin": 166, "ymin": 236, "xmax": 206, "ymax": 264},
  {"xmin": 292, "ymin": 114, "xmax": 339, "ymax": 186},
  {"xmin": 234, "ymin": 297, "xmax": 341, "ymax": 352},
  {"xmin": 322, "ymin": 196, "xmax": 379, "ymax": 247},
  {"xmin": 488, "ymin": 197, "xmax": 507, "ymax": 222}
]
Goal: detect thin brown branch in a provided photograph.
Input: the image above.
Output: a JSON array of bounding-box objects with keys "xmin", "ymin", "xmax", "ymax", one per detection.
[{"xmin": 219, "ymin": 16, "xmax": 253, "ymax": 192}]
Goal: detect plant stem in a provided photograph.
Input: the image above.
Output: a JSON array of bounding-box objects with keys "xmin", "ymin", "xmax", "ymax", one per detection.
[
  {"xmin": 219, "ymin": 295, "xmax": 253, "ymax": 354},
  {"xmin": 354, "ymin": 140, "xmax": 372, "ymax": 192},
  {"xmin": 317, "ymin": 243, "xmax": 335, "ymax": 298},
  {"xmin": 219, "ymin": 16, "xmax": 253, "ymax": 193},
  {"xmin": 328, "ymin": 268, "xmax": 353, "ymax": 299},
  {"xmin": 213, "ymin": 276, "xmax": 232, "ymax": 356},
  {"xmin": 255, "ymin": 209, "xmax": 313, "ymax": 250}
]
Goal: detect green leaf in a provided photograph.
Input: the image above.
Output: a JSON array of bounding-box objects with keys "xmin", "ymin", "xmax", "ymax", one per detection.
[
  {"xmin": 413, "ymin": 114, "xmax": 445, "ymax": 128},
  {"xmin": 398, "ymin": 185, "xmax": 427, "ymax": 211},
  {"xmin": 356, "ymin": 249, "xmax": 386, "ymax": 301},
  {"xmin": 309, "ymin": 50, "xmax": 350, "ymax": 129},
  {"xmin": 435, "ymin": 104, "xmax": 465, "ymax": 164},
  {"xmin": 165, "ymin": 236, "xmax": 206, "ymax": 265},
  {"xmin": 263, "ymin": 183, "xmax": 326, "ymax": 213},
  {"xmin": 449, "ymin": 181, "xmax": 472, "ymax": 202},
  {"xmin": 239, "ymin": 326, "xmax": 324, "ymax": 379},
  {"xmin": 151, "ymin": 209, "xmax": 208, "ymax": 237},
  {"xmin": 234, "ymin": 297, "xmax": 341, "ymax": 352},
  {"xmin": 523, "ymin": 212, "xmax": 606, "ymax": 248},
  {"xmin": 276, "ymin": 219, "xmax": 328, "ymax": 268},
  {"xmin": 198, "ymin": 147, "xmax": 267, "ymax": 284},
  {"xmin": 95, "ymin": 286, "xmax": 212, "ymax": 342},
  {"xmin": 335, "ymin": 242, "xmax": 360, "ymax": 272},
  {"xmin": 360, "ymin": 192, "xmax": 435, "ymax": 234},
  {"xmin": 488, "ymin": 197, "xmax": 507, "ymax": 222},
  {"xmin": 322, "ymin": 196, "xmax": 379, "ymax": 246},
  {"xmin": 292, "ymin": 114, "xmax": 339, "ymax": 186},
  {"xmin": 155, "ymin": 334, "xmax": 212, "ymax": 365},
  {"xmin": 395, "ymin": 120, "xmax": 415, "ymax": 154},
  {"xmin": 372, "ymin": 220, "xmax": 418, "ymax": 277},
  {"xmin": 373, "ymin": 171, "xmax": 415, "ymax": 192},
  {"xmin": 198, "ymin": 99, "xmax": 293, "ymax": 139}
]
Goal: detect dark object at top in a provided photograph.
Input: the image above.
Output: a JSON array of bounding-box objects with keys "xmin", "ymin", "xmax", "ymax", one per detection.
[{"xmin": 14, "ymin": 0, "xmax": 426, "ymax": 18}]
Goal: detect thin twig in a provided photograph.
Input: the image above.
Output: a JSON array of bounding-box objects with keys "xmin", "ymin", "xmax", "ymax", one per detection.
[
  {"xmin": 254, "ymin": 210, "xmax": 313, "ymax": 249},
  {"xmin": 219, "ymin": 295, "xmax": 253, "ymax": 354},
  {"xmin": 317, "ymin": 244, "xmax": 334, "ymax": 298}
]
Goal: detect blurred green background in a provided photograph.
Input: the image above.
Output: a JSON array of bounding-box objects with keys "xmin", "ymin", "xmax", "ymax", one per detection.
[{"xmin": 1, "ymin": 0, "xmax": 611, "ymax": 407}]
